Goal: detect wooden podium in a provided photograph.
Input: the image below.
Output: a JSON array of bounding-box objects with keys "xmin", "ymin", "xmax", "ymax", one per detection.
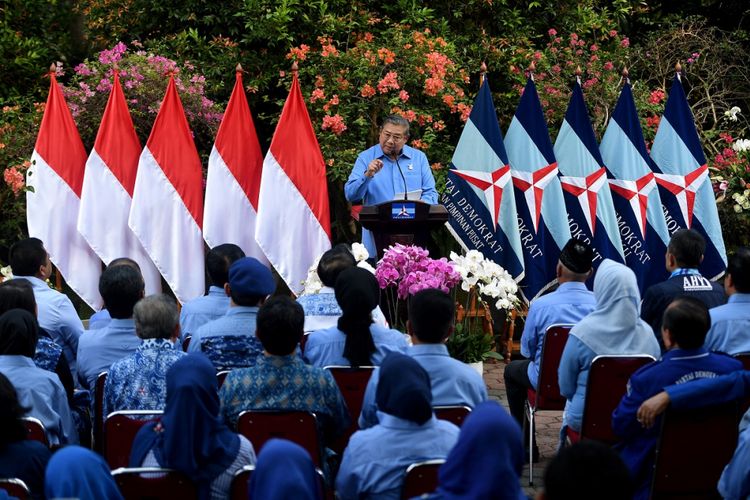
[{"xmin": 359, "ymin": 200, "xmax": 448, "ymax": 259}]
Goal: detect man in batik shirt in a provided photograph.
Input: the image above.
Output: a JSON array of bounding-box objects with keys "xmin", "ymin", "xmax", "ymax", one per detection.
[
  {"xmin": 103, "ymin": 295, "xmax": 185, "ymax": 417},
  {"xmin": 219, "ymin": 296, "xmax": 350, "ymax": 444}
]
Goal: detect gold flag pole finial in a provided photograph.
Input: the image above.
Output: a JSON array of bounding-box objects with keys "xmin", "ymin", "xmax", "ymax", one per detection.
[
  {"xmin": 236, "ymin": 63, "xmax": 244, "ymax": 73},
  {"xmin": 622, "ymin": 66, "xmax": 630, "ymax": 85},
  {"xmin": 291, "ymin": 61, "xmax": 299, "ymax": 74},
  {"xmin": 527, "ymin": 61, "xmax": 536, "ymax": 81},
  {"xmin": 575, "ymin": 65, "xmax": 582, "ymax": 84},
  {"xmin": 479, "ymin": 62, "xmax": 487, "ymax": 88},
  {"xmin": 675, "ymin": 61, "xmax": 682, "ymax": 81}
]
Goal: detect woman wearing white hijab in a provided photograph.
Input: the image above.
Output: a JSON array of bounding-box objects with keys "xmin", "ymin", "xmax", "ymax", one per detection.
[{"xmin": 558, "ymin": 259, "xmax": 660, "ymax": 434}]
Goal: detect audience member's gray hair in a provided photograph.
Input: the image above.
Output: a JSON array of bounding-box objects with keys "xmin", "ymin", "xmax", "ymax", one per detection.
[
  {"xmin": 133, "ymin": 295, "xmax": 179, "ymax": 340},
  {"xmin": 382, "ymin": 115, "xmax": 410, "ymax": 136}
]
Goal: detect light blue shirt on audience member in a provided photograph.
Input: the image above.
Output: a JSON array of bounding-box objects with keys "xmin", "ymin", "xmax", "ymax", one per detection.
[
  {"xmin": 0, "ymin": 355, "xmax": 78, "ymax": 445},
  {"xmin": 704, "ymin": 293, "xmax": 750, "ymax": 355},
  {"xmin": 187, "ymin": 306, "xmax": 260, "ymax": 354},
  {"xmin": 303, "ymin": 323, "xmax": 409, "ymax": 368},
  {"xmin": 179, "ymin": 286, "xmax": 231, "ymax": 340},
  {"xmin": 87, "ymin": 308, "xmax": 111, "ymax": 330},
  {"xmin": 344, "ymin": 144, "xmax": 438, "ymax": 257},
  {"xmin": 557, "ymin": 336, "xmax": 597, "ymax": 432},
  {"xmin": 358, "ymin": 343, "xmax": 488, "ymax": 428},
  {"xmin": 336, "ymin": 412, "xmax": 459, "ymax": 500},
  {"xmin": 76, "ymin": 318, "xmax": 140, "ymax": 391},
  {"xmin": 15, "ymin": 276, "xmax": 85, "ymax": 382},
  {"xmin": 521, "ymin": 281, "xmax": 596, "ymax": 388}
]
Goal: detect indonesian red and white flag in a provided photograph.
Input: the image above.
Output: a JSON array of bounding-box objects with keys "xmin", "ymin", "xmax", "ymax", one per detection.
[
  {"xmin": 255, "ymin": 72, "xmax": 331, "ymax": 295},
  {"xmin": 204, "ymin": 69, "xmax": 267, "ymax": 263},
  {"xmin": 128, "ymin": 75, "xmax": 205, "ymax": 304},
  {"xmin": 27, "ymin": 71, "xmax": 102, "ymax": 309},
  {"xmin": 77, "ymin": 71, "xmax": 162, "ymax": 295}
]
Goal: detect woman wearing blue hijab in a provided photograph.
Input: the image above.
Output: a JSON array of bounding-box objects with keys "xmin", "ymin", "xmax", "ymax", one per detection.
[
  {"xmin": 336, "ymin": 352, "xmax": 460, "ymax": 499},
  {"xmin": 129, "ymin": 353, "xmax": 255, "ymax": 499},
  {"xmin": 45, "ymin": 446, "xmax": 123, "ymax": 500},
  {"xmin": 558, "ymin": 259, "xmax": 661, "ymax": 434},
  {"xmin": 248, "ymin": 438, "xmax": 322, "ymax": 500},
  {"xmin": 425, "ymin": 401, "xmax": 526, "ymax": 499}
]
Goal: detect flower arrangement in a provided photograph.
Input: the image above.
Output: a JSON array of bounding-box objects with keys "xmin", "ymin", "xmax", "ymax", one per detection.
[
  {"xmin": 300, "ymin": 242, "xmax": 372, "ymax": 296},
  {"xmin": 446, "ymin": 250, "xmax": 519, "ymax": 364},
  {"xmin": 374, "ymin": 244, "xmax": 461, "ymax": 331}
]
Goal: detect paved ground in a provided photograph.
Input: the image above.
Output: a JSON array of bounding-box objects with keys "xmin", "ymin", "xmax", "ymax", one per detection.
[{"xmin": 483, "ymin": 359, "xmax": 563, "ymax": 497}]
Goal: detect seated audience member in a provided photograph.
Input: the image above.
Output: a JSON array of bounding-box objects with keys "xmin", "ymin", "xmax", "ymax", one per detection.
[
  {"xmin": 0, "ymin": 279, "xmax": 73, "ymax": 398},
  {"xmin": 423, "ymin": 401, "xmax": 525, "ymax": 500},
  {"xmin": 9, "ymin": 237, "xmax": 85, "ymax": 382},
  {"xmin": 248, "ymin": 439, "xmax": 322, "ymax": 500},
  {"xmin": 336, "ymin": 352, "xmax": 460, "ymax": 499},
  {"xmin": 558, "ymin": 259, "xmax": 661, "ymax": 435},
  {"xmin": 103, "ymin": 295, "xmax": 185, "ymax": 417},
  {"xmin": 130, "ymin": 353, "xmax": 255, "ymax": 499},
  {"xmin": 504, "ymin": 238, "xmax": 596, "ymax": 458},
  {"xmin": 641, "ymin": 229, "xmax": 725, "ymax": 346},
  {"xmin": 77, "ymin": 264, "xmax": 144, "ymax": 390},
  {"xmin": 612, "ymin": 297, "xmax": 742, "ymax": 499},
  {"xmin": 219, "ymin": 296, "xmax": 349, "ymax": 442},
  {"xmin": 636, "ymin": 370, "xmax": 750, "ymax": 500},
  {"xmin": 180, "ymin": 243, "xmax": 245, "ymax": 340},
  {"xmin": 87, "ymin": 257, "xmax": 143, "ymax": 331},
  {"xmin": 45, "ymin": 446, "xmax": 123, "ymax": 500},
  {"xmin": 704, "ymin": 247, "xmax": 750, "ymax": 354},
  {"xmin": 0, "ymin": 373, "xmax": 51, "ymax": 500},
  {"xmin": 188, "ymin": 257, "xmax": 273, "ymax": 370},
  {"xmin": 304, "ymin": 267, "xmax": 407, "ymax": 367},
  {"xmin": 540, "ymin": 441, "xmax": 634, "ymax": 500},
  {"xmin": 297, "ymin": 244, "xmax": 387, "ymax": 331},
  {"xmin": 0, "ymin": 309, "xmax": 77, "ymax": 445},
  {"xmin": 359, "ymin": 288, "xmax": 488, "ymax": 428}
]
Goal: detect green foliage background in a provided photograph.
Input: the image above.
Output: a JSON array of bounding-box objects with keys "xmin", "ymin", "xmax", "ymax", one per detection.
[{"xmin": 2, "ymin": 0, "xmax": 750, "ymax": 263}]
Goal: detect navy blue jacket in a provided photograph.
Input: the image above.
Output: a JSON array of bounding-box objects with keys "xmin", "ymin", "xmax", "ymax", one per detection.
[{"xmin": 612, "ymin": 348, "xmax": 742, "ymax": 499}]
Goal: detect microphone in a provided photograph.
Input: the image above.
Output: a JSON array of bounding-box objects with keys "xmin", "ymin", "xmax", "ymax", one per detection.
[{"xmin": 394, "ymin": 152, "xmax": 408, "ymax": 201}]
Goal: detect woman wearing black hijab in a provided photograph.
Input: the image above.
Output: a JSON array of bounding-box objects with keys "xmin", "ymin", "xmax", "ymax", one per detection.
[
  {"xmin": 304, "ymin": 267, "xmax": 408, "ymax": 367},
  {"xmin": 336, "ymin": 352, "xmax": 460, "ymax": 499}
]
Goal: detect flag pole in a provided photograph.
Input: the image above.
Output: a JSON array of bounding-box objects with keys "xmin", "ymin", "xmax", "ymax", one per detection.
[
  {"xmin": 575, "ymin": 65, "xmax": 582, "ymax": 86},
  {"xmin": 526, "ymin": 61, "xmax": 536, "ymax": 82},
  {"xmin": 675, "ymin": 61, "xmax": 682, "ymax": 82},
  {"xmin": 479, "ymin": 61, "xmax": 487, "ymax": 88},
  {"xmin": 622, "ymin": 66, "xmax": 630, "ymax": 86},
  {"xmin": 46, "ymin": 63, "xmax": 65, "ymax": 293}
]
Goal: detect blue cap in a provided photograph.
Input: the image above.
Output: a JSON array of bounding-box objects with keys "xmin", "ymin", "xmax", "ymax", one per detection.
[{"xmin": 228, "ymin": 257, "xmax": 275, "ymax": 296}]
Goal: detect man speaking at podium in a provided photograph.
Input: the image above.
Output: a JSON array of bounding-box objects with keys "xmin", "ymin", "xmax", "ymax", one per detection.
[{"xmin": 345, "ymin": 115, "xmax": 438, "ymax": 257}]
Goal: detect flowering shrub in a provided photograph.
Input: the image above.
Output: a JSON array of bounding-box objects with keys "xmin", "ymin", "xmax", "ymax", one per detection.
[
  {"xmin": 283, "ymin": 25, "xmax": 474, "ymax": 185},
  {"xmin": 62, "ymin": 42, "xmax": 223, "ymax": 159},
  {"xmin": 0, "ymin": 99, "xmax": 44, "ymax": 253}
]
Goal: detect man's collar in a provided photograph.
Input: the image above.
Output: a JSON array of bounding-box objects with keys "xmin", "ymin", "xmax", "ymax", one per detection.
[
  {"xmin": 409, "ymin": 343, "xmax": 449, "ymax": 356},
  {"xmin": 226, "ymin": 306, "xmax": 260, "ymax": 315},
  {"xmin": 728, "ymin": 293, "xmax": 750, "ymax": 303},
  {"xmin": 374, "ymin": 144, "xmax": 413, "ymax": 160},
  {"xmin": 208, "ymin": 286, "xmax": 227, "ymax": 297}
]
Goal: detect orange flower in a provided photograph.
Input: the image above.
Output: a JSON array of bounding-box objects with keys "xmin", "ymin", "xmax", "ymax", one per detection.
[
  {"xmin": 377, "ymin": 47, "xmax": 396, "ymax": 65},
  {"xmin": 322, "ymin": 114, "xmax": 347, "ymax": 135},
  {"xmin": 377, "ymin": 71, "xmax": 400, "ymax": 93},
  {"xmin": 310, "ymin": 88, "xmax": 325, "ymax": 102},
  {"xmin": 360, "ymin": 84, "xmax": 376, "ymax": 98},
  {"xmin": 286, "ymin": 44, "xmax": 310, "ymax": 61}
]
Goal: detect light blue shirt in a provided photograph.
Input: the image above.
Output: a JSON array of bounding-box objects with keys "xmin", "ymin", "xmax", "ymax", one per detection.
[
  {"xmin": 188, "ymin": 306, "xmax": 260, "ymax": 353},
  {"xmin": 344, "ymin": 144, "xmax": 438, "ymax": 256},
  {"xmin": 303, "ymin": 324, "xmax": 409, "ymax": 368},
  {"xmin": 336, "ymin": 413, "xmax": 459, "ymax": 500},
  {"xmin": 87, "ymin": 308, "xmax": 111, "ymax": 330},
  {"xmin": 15, "ymin": 276, "xmax": 84, "ymax": 382},
  {"xmin": 76, "ymin": 318, "xmax": 140, "ymax": 391},
  {"xmin": 521, "ymin": 281, "xmax": 596, "ymax": 388},
  {"xmin": 179, "ymin": 286, "xmax": 231, "ymax": 340},
  {"xmin": 359, "ymin": 343, "xmax": 488, "ymax": 428},
  {"xmin": 719, "ymin": 418, "xmax": 750, "ymax": 500},
  {"xmin": 557, "ymin": 335, "xmax": 597, "ymax": 431},
  {"xmin": 0, "ymin": 355, "xmax": 77, "ymax": 446},
  {"xmin": 704, "ymin": 293, "xmax": 750, "ymax": 355}
]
